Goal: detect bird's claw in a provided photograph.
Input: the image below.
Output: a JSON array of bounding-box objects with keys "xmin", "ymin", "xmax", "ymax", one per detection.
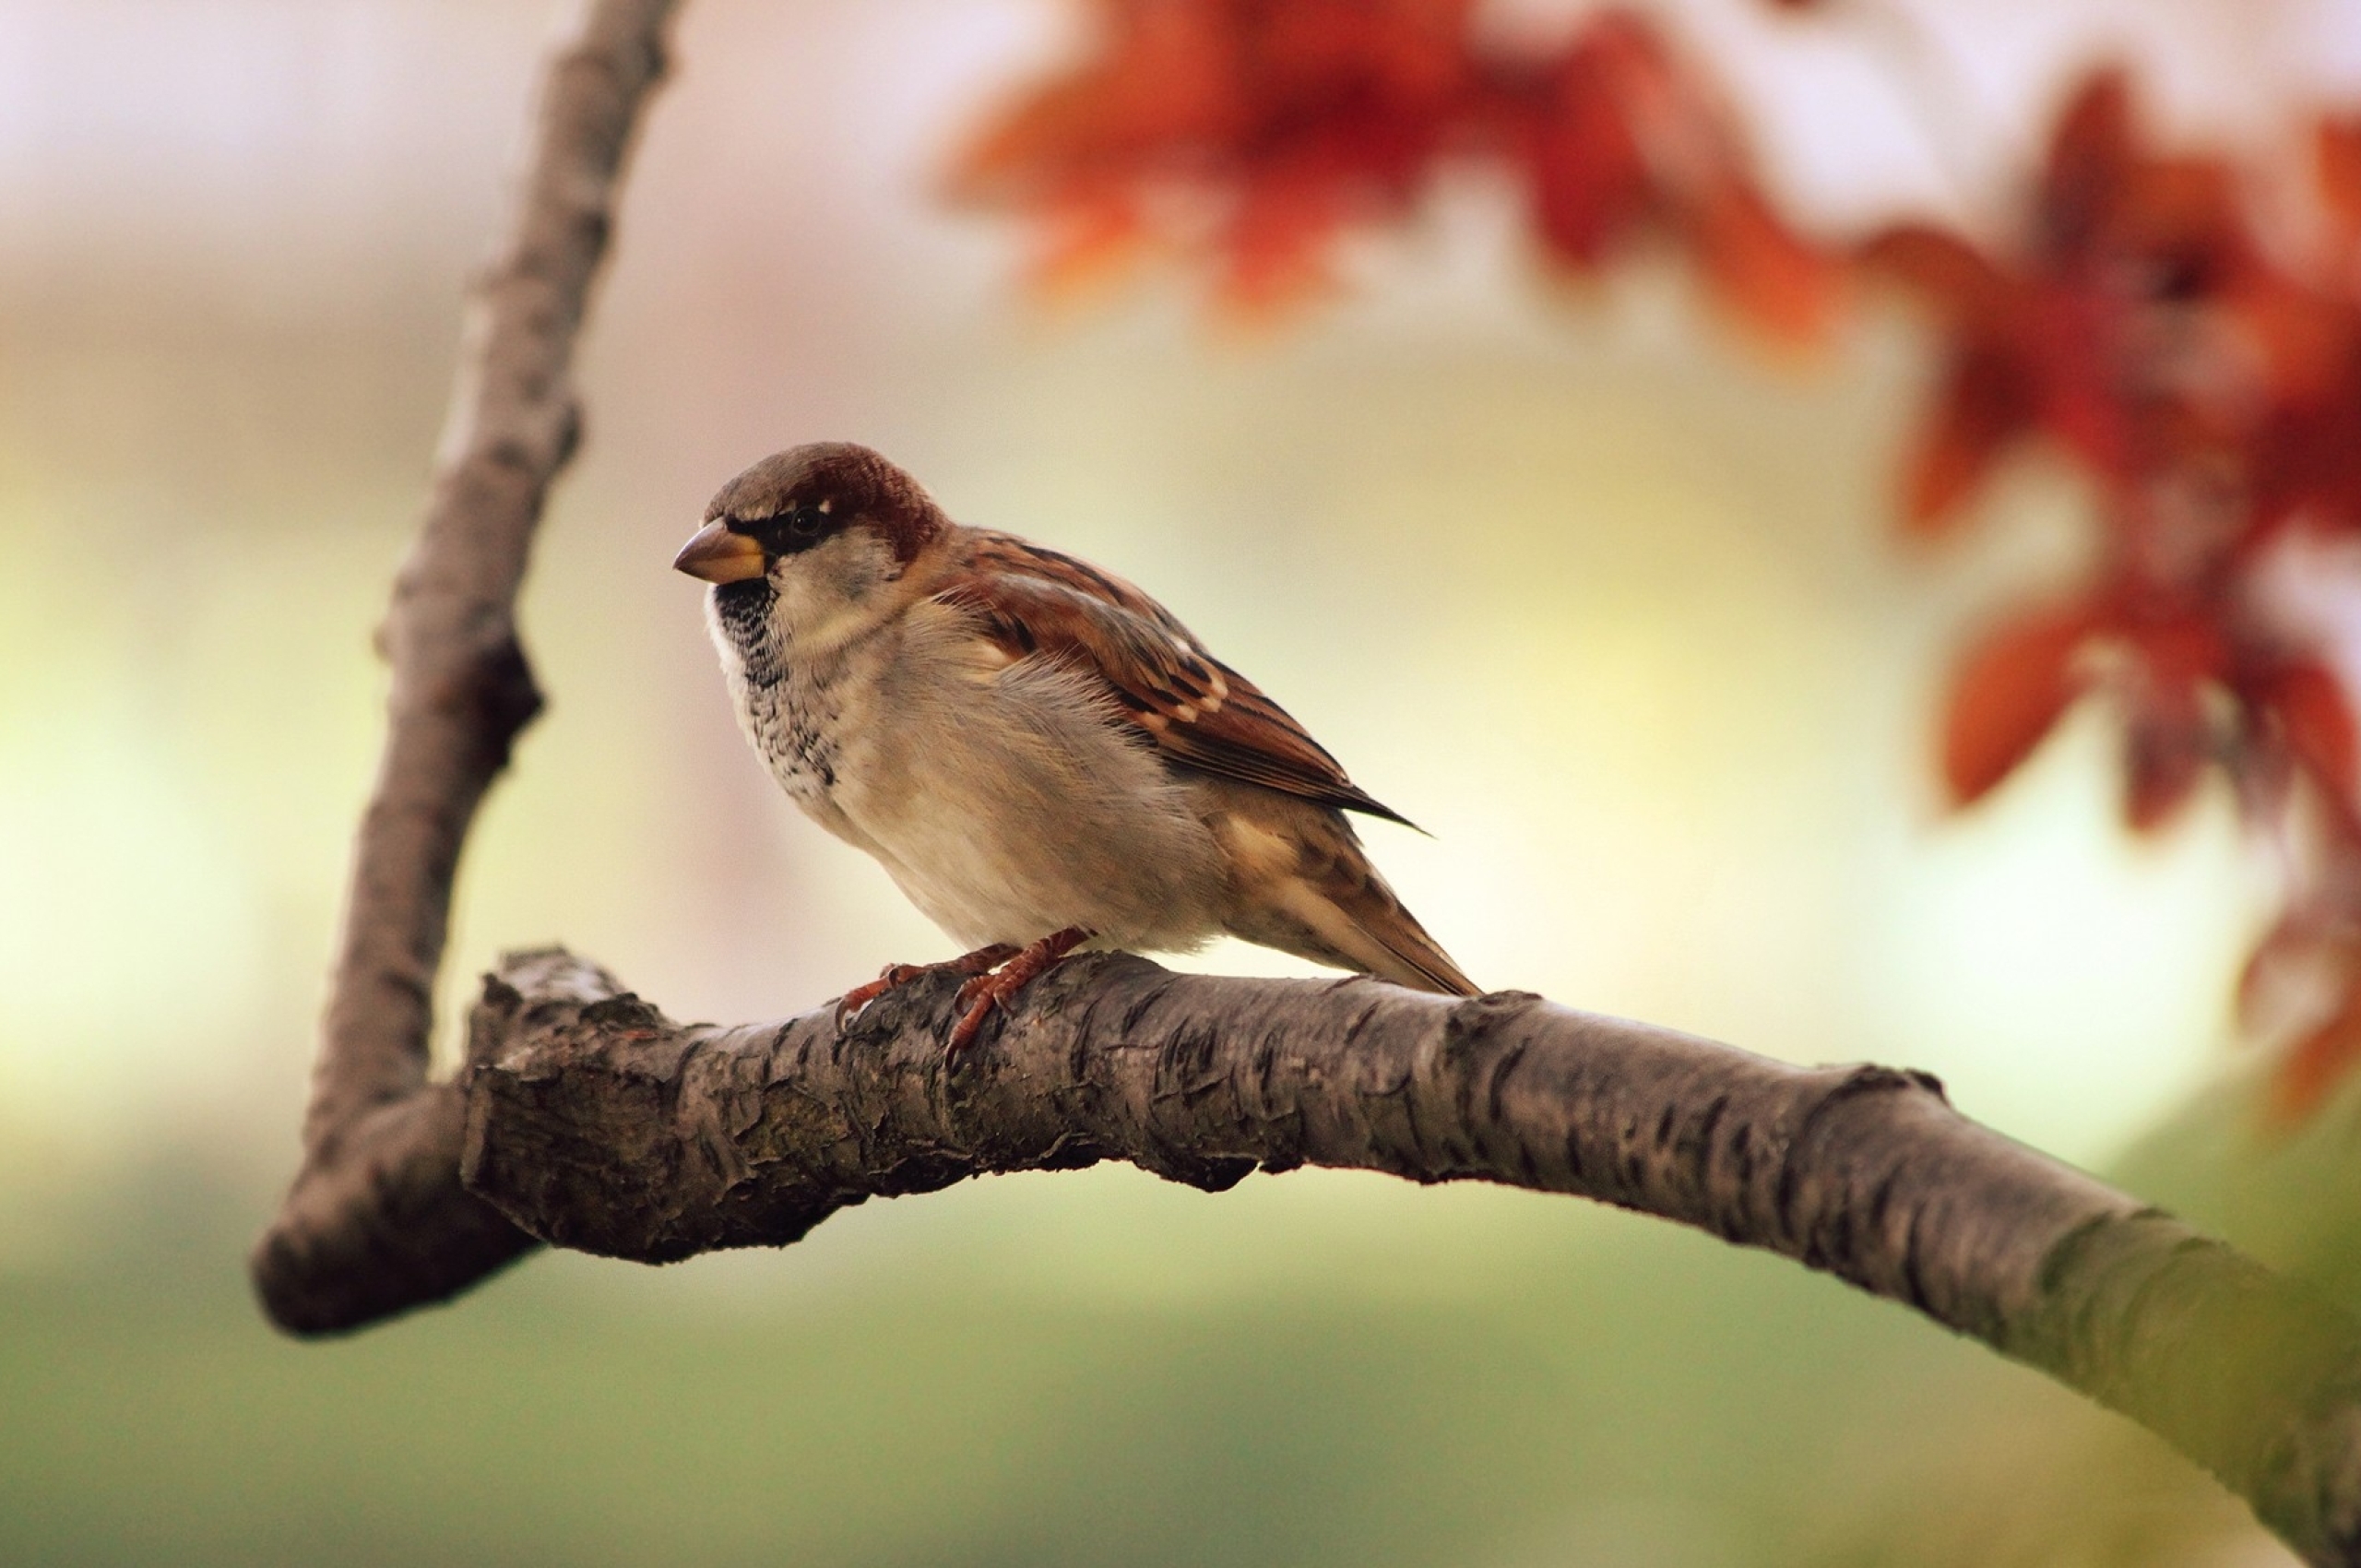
[
  {"xmin": 835, "ymin": 945, "xmax": 1018, "ymax": 1030},
  {"xmin": 943, "ymin": 927, "xmax": 1091, "ymax": 1054},
  {"xmin": 834, "ymin": 964, "xmax": 923, "ymax": 1027}
]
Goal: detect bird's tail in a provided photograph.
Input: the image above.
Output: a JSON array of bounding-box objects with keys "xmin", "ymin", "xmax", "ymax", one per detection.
[
  {"xmin": 1321, "ymin": 864, "xmax": 1480, "ymax": 996},
  {"xmin": 1217, "ymin": 800, "xmax": 1480, "ymax": 996}
]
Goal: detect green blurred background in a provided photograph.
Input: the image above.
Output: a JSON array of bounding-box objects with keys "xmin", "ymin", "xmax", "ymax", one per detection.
[{"xmin": 4, "ymin": 1, "xmax": 2354, "ymax": 1563}]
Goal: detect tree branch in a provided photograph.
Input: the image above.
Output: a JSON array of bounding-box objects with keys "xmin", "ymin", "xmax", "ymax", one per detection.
[
  {"xmin": 444, "ymin": 947, "xmax": 2361, "ymax": 1568},
  {"xmin": 252, "ymin": 0, "xmax": 679, "ymax": 1328}
]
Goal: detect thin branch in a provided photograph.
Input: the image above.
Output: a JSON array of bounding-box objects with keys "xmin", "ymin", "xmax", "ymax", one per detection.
[
  {"xmin": 252, "ymin": 0, "xmax": 680, "ymax": 1327},
  {"xmin": 440, "ymin": 948, "xmax": 2361, "ymax": 1568}
]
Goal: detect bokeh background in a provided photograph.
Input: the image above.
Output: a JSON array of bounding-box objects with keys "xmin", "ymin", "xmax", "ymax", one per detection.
[{"xmin": 5, "ymin": 1, "xmax": 2358, "ymax": 1563}]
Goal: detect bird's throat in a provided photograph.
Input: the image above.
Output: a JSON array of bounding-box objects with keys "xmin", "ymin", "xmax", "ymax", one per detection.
[
  {"xmin": 711, "ymin": 577, "xmax": 785, "ymax": 687},
  {"xmin": 712, "ymin": 576, "xmax": 775, "ymax": 633}
]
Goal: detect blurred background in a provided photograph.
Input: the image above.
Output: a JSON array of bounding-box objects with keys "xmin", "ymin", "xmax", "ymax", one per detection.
[{"xmin": 5, "ymin": 1, "xmax": 2359, "ymax": 1563}]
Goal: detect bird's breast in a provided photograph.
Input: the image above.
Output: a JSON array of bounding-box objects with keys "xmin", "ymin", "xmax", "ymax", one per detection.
[
  {"xmin": 717, "ymin": 597, "xmax": 1231, "ymax": 953},
  {"xmin": 739, "ymin": 668, "xmax": 848, "ymax": 812},
  {"xmin": 708, "ymin": 591, "xmax": 857, "ymax": 820}
]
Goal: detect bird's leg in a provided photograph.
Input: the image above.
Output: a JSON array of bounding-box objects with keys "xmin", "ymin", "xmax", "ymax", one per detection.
[
  {"xmin": 947, "ymin": 926, "xmax": 1093, "ymax": 1052},
  {"xmin": 835, "ymin": 943, "xmax": 1019, "ymax": 1028}
]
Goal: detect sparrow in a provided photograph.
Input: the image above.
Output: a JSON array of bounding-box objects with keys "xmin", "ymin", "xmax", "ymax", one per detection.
[{"xmin": 673, "ymin": 441, "xmax": 1477, "ymax": 1048}]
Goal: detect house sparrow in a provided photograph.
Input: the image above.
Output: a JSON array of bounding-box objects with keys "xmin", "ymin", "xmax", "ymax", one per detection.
[{"xmin": 674, "ymin": 442, "xmax": 1477, "ymax": 1047}]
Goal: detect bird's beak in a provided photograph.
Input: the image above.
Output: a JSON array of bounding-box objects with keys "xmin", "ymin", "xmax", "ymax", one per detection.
[{"xmin": 672, "ymin": 521, "xmax": 767, "ymax": 584}]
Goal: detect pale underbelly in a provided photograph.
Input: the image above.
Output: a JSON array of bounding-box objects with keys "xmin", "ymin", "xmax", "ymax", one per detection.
[
  {"xmin": 848, "ymin": 767, "xmax": 1228, "ymax": 952},
  {"xmin": 829, "ymin": 714, "xmax": 1228, "ymax": 953}
]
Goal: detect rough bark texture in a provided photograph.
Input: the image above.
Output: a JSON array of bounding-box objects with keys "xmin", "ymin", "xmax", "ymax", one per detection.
[
  {"xmin": 442, "ymin": 947, "xmax": 2361, "ymax": 1568},
  {"xmin": 251, "ymin": 0, "xmax": 678, "ymax": 1331}
]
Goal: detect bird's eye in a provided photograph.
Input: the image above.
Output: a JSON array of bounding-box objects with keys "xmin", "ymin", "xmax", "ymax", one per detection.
[{"xmin": 751, "ymin": 505, "xmax": 834, "ymax": 555}]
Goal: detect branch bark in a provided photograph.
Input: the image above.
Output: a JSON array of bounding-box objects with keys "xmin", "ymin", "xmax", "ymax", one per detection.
[
  {"xmin": 435, "ymin": 947, "xmax": 2356, "ymax": 1567},
  {"xmin": 252, "ymin": 0, "xmax": 679, "ymax": 1329}
]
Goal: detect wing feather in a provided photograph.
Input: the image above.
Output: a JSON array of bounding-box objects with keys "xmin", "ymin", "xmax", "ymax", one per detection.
[{"xmin": 938, "ymin": 533, "xmax": 1414, "ymax": 826}]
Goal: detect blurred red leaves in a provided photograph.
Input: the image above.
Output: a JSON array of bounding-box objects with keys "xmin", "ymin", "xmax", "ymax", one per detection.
[
  {"xmin": 953, "ymin": 0, "xmax": 1486, "ymax": 310},
  {"xmin": 1941, "ymin": 606, "xmax": 2094, "ymax": 807},
  {"xmin": 1862, "ymin": 74, "xmax": 2279, "ymax": 534},
  {"xmin": 955, "ymin": 5, "xmax": 2361, "ymax": 1115},
  {"xmin": 954, "ymin": 2, "xmax": 1833, "ymax": 338},
  {"xmin": 1492, "ymin": 13, "xmax": 1834, "ymax": 345},
  {"xmin": 2260, "ymin": 659, "xmax": 2359, "ymax": 807},
  {"xmin": 2277, "ymin": 997, "xmax": 2361, "ymax": 1124},
  {"xmin": 1878, "ymin": 74, "xmax": 2361, "ymax": 1114}
]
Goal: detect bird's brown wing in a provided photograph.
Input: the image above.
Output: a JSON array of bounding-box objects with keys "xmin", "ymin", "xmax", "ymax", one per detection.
[{"xmin": 937, "ymin": 532, "xmax": 1415, "ymax": 826}]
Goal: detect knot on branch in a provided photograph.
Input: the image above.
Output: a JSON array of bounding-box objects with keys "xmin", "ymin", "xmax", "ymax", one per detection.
[
  {"xmin": 459, "ymin": 952, "xmax": 873, "ymax": 1262},
  {"xmin": 453, "ymin": 632, "xmax": 544, "ymax": 772}
]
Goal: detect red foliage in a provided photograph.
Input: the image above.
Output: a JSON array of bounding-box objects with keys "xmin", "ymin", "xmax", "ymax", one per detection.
[
  {"xmin": 1940, "ymin": 606, "xmax": 2094, "ymax": 806},
  {"xmin": 955, "ymin": 2, "xmax": 1833, "ymax": 338},
  {"xmin": 957, "ymin": 6, "xmax": 2361, "ymax": 1116},
  {"xmin": 1494, "ymin": 13, "xmax": 1834, "ymax": 344},
  {"xmin": 954, "ymin": 0, "xmax": 1488, "ymax": 310},
  {"xmin": 2275, "ymin": 992, "xmax": 2361, "ymax": 1124},
  {"xmin": 1861, "ymin": 75, "xmax": 2277, "ymax": 527},
  {"xmin": 1869, "ymin": 75, "xmax": 2361, "ymax": 1110},
  {"xmin": 2260, "ymin": 659, "xmax": 2360, "ymax": 806}
]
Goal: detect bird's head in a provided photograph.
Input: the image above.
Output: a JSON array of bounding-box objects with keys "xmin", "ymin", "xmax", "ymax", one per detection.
[{"xmin": 674, "ymin": 442, "xmax": 947, "ymax": 651}]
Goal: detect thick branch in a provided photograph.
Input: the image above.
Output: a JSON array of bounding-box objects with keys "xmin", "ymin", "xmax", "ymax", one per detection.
[
  {"xmin": 445, "ymin": 949, "xmax": 2361, "ymax": 1568},
  {"xmin": 253, "ymin": 0, "xmax": 679, "ymax": 1327}
]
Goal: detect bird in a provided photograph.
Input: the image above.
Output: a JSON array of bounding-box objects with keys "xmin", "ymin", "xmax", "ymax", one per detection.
[{"xmin": 672, "ymin": 441, "xmax": 1478, "ymax": 1049}]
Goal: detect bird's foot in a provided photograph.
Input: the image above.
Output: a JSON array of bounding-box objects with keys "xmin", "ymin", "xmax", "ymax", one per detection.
[
  {"xmin": 947, "ymin": 927, "xmax": 1092, "ymax": 1053},
  {"xmin": 835, "ymin": 943, "xmax": 1019, "ymax": 1028}
]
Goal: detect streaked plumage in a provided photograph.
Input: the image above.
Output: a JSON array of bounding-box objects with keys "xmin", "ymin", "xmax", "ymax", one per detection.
[{"xmin": 675, "ymin": 442, "xmax": 1477, "ymax": 1031}]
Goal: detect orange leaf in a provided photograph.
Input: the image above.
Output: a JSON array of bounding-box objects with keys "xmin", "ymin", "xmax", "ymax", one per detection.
[
  {"xmin": 1940, "ymin": 606, "xmax": 2094, "ymax": 804},
  {"xmin": 2039, "ymin": 69, "xmax": 2135, "ymax": 254},
  {"xmin": 1904, "ymin": 347, "xmax": 2032, "ymax": 531},
  {"xmin": 2237, "ymin": 917, "xmax": 2308, "ymax": 1033},
  {"xmin": 1689, "ymin": 177, "xmax": 1838, "ymax": 350},
  {"xmin": 1219, "ymin": 170, "xmax": 1345, "ymax": 315},
  {"xmin": 2270, "ymin": 990, "xmax": 2361, "ymax": 1125},
  {"xmin": 2107, "ymin": 155, "xmax": 2242, "ymax": 267},
  {"xmin": 2264, "ymin": 659, "xmax": 2360, "ymax": 804},
  {"xmin": 1857, "ymin": 224, "xmax": 2011, "ymax": 326},
  {"xmin": 2319, "ymin": 117, "xmax": 2361, "ymax": 242},
  {"xmin": 950, "ymin": 3, "xmax": 1238, "ymax": 201},
  {"xmin": 1524, "ymin": 42, "xmax": 1651, "ymax": 267},
  {"xmin": 2128, "ymin": 617, "xmax": 2228, "ymax": 686},
  {"xmin": 1023, "ymin": 189, "xmax": 1148, "ymax": 296}
]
